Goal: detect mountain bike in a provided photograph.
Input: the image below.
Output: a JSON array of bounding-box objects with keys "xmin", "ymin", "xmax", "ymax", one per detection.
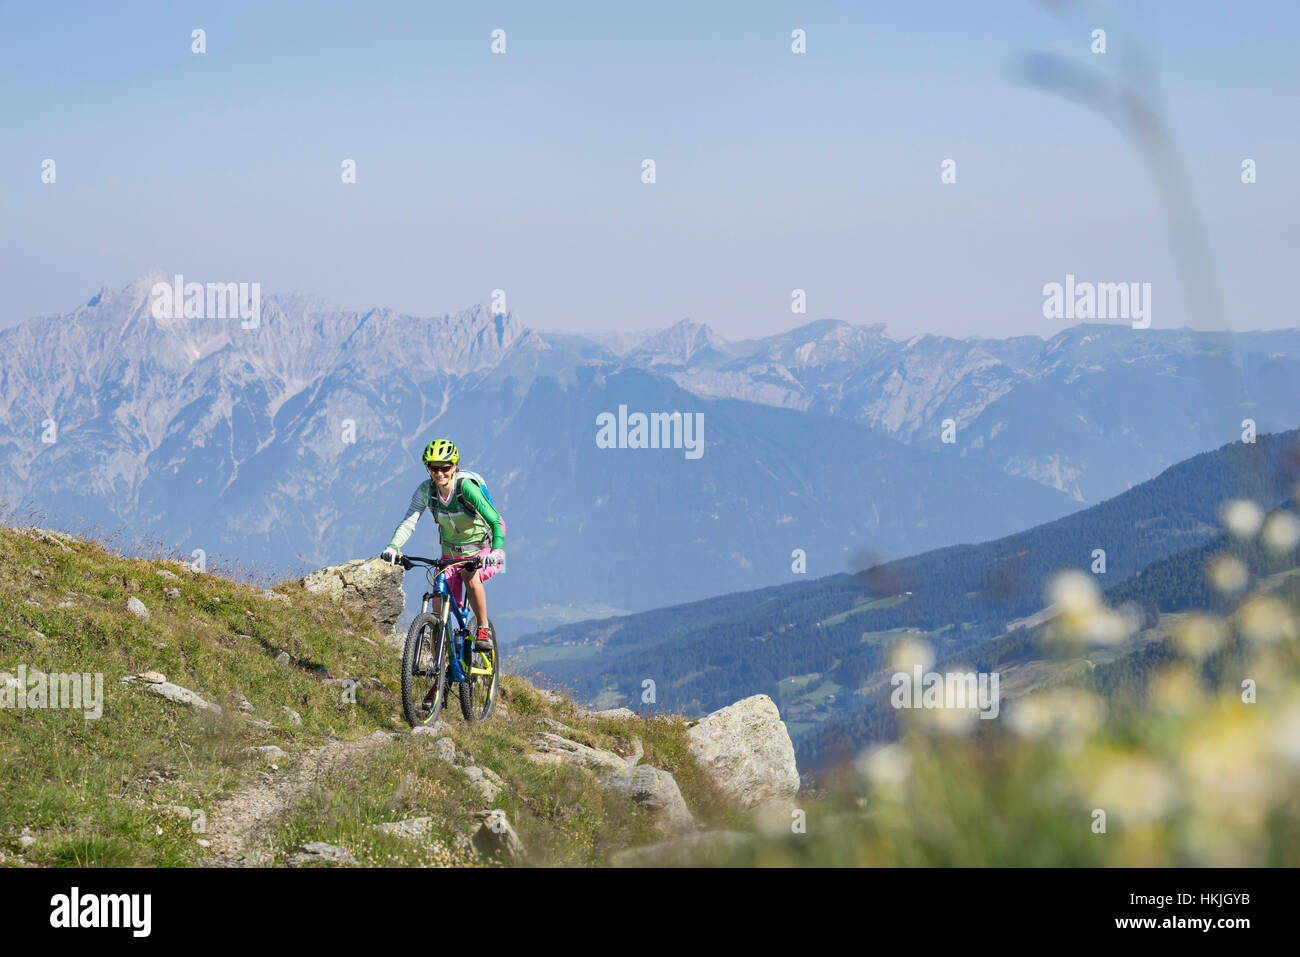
[{"xmin": 398, "ymin": 555, "xmax": 499, "ymax": 727}]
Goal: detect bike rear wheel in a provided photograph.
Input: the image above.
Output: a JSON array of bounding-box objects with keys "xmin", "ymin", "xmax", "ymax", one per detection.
[
  {"xmin": 402, "ymin": 612, "xmax": 449, "ymax": 727},
  {"xmin": 459, "ymin": 621, "xmax": 498, "ymax": 722}
]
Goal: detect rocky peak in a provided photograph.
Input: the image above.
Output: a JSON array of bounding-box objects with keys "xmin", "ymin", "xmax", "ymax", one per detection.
[{"xmin": 627, "ymin": 317, "xmax": 732, "ymax": 366}]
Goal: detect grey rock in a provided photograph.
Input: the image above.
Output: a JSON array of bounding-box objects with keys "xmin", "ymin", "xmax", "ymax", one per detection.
[
  {"xmin": 288, "ymin": 842, "xmax": 357, "ymax": 867},
  {"xmin": 462, "ymin": 767, "xmax": 500, "ymax": 803},
  {"xmin": 599, "ymin": 765, "xmax": 695, "ymax": 835},
  {"xmin": 581, "ymin": 707, "xmax": 637, "ymax": 721},
  {"xmin": 245, "ymin": 745, "xmax": 288, "ymax": 759},
  {"xmin": 232, "ymin": 693, "xmax": 253, "ymax": 712},
  {"xmin": 432, "ymin": 737, "xmax": 457, "ymax": 763},
  {"xmin": 527, "ymin": 732, "xmax": 629, "ymax": 773},
  {"xmin": 610, "ymin": 830, "xmax": 752, "ymax": 867},
  {"xmin": 123, "ymin": 676, "xmax": 222, "ymax": 714},
  {"xmin": 411, "ymin": 720, "xmax": 452, "ymax": 738},
  {"xmin": 480, "ymin": 766, "xmax": 505, "ymax": 788},
  {"xmin": 541, "ymin": 717, "xmax": 578, "ymax": 735},
  {"xmin": 368, "ymin": 730, "xmax": 396, "ymax": 742},
  {"xmin": 163, "ymin": 587, "xmax": 180, "ymax": 599},
  {"xmin": 300, "ymin": 559, "xmax": 405, "ymax": 631},
  {"xmin": 274, "ymin": 651, "xmax": 293, "ymax": 667},
  {"xmin": 685, "ymin": 694, "xmax": 800, "ymax": 809},
  {"xmin": 247, "ymin": 718, "xmax": 273, "ymax": 730},
  {"xmin": 126, "ymin": 596, "xmax": 150, "ymax": 620},
  {"xmin": 282, "ymin": 707, "xmax": 302, "ymax": 725},
  {"xmin": 471, "ymin": 810, "xmax": 523, "ymax": 862},
  {"xmin": 156, "ymin": 569, "xmax": 179, "ymax": 580},
  {"xmin": 373, "ymin": 817, "xmax": 433, "ymax": 841}
]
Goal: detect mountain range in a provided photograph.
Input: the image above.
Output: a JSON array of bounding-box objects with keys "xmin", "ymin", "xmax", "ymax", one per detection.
[{"xmin": 3, "ymin": 272, "xmax": 1299, "ymax": 632}]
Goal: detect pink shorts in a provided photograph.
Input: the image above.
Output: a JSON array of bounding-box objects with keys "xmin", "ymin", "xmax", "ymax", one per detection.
[{"xmin": 442, "ymin": 546, "xmax": 499, "ymax": 606}]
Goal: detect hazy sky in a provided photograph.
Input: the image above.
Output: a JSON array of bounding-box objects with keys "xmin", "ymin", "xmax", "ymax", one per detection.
[{"xmin": 2, "ymin": 0, "xmax": 1296, "ymax": 340}]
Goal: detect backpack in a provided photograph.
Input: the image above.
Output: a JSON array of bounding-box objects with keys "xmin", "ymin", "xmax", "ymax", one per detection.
[{"xmin": 451, "ymin": 469, "xmax": 506, "ymax": 534}]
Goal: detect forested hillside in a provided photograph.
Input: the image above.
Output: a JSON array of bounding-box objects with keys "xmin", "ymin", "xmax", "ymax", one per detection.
[{"xmin": 520, "ymin": 430, "xmax": 1300, "ymax": 757}]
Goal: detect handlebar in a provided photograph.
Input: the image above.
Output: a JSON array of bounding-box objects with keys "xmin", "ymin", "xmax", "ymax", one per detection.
[{"xmin": 398, "ymin": 554, "xmax": 500, "ymax": 571}]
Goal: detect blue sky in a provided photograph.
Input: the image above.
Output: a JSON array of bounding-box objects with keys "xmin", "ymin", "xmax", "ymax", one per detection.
[{"xmin": 2, "ymin": 0, "xmax": 1296, "ymax": 339}]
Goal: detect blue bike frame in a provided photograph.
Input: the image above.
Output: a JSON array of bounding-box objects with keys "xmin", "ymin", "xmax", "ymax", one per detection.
[{"xmin": 422, "ymin": 565, "xmax": 472, "ymax": 682}]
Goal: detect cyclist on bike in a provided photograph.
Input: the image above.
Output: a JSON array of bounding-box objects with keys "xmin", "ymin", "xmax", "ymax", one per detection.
[{"xmin": 381, "ymin": 439, "xmax": 505, "ymax": 651}]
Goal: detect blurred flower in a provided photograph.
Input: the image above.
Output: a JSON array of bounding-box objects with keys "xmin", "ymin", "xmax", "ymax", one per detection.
[
  {"xmin": 915, "ymin": 700, "xmax": 980, "ymax": 736},
  {"xmin": 1220, "ymin": 499, "xmax": 1264, "ymax": 539},
  {"xmin": 1261, "ymin": 510, "xmax": 1300, "ymax": 554},
  {"xmin": 1272, "ymin": 696, "xmax": 1300, "ymax": 765},
  {"xmin": 1206, "ymin": 553, "xmax": 1249, "ymax": 595},
  {"xmin": 1236, "ymin": 594, "xmax": 1295, "ymax": 645},
  {"xmin": 1174, "ymin": 613, "xmax": 1226, "ymax": 660},
  {"xmin": 1087, "ymin": 606, "xmax": 1140, "ymax": 645},
  {"xmin": 1086, "ymin": 752, "xmax": 1178, "ymax": 823},
  {"xmin": 1046, "ymin": 569, "xmax": 1102, "ymax": 633},
  {"xmin": 856, "ymin": 743, "xmax": 910, "ymax": 791},
  {"xmin": 1007, "ymin": 688, "xmax": 1105, "ymax": 741},
  {"xmin": 1150, "ymin": 663, "xmax": 1204, "ymax": 714},
  {"xmin": 890, "ymin": 637, "xmax": 933, "ymax": 672},
  {"xmin": 1181, "ymin": 706, "xmax": 1274, "ymax": 812}
]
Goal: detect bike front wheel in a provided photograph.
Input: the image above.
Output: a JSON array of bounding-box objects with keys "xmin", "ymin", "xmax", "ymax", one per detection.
[
  {"xmin": 459, "ymin": 621, "xmax": 498, "ymax": 722},
  {"xmin": 402, "ymin": 612, "xmax": 449, "ymax": 727}
]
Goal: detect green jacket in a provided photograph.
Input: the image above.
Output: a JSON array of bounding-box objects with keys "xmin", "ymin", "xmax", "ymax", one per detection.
[{"xmin": 387, "ymin": 474, "xmax": 505, "ymax": 557}]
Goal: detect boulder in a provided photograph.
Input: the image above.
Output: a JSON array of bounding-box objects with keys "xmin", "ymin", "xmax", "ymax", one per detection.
[
  {"xmin": 300, "ymin": 558, "xmax": 405, "ymax": 631},
  {"xmin": 126, "ymin": 596, "xmax": 150, "ymax": 620},
  {"xmin": 685, "ymin": 694, "xmax": 800, "ymax": 809},
  {"xmin": 598, "ymin": 765, "xmax": 695, "ymax": 836}
]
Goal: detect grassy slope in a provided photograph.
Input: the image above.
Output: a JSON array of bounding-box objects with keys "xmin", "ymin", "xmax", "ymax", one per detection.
[{"xmin": 0, "ymin": 526, "xmax": 742, "ymax": 867}]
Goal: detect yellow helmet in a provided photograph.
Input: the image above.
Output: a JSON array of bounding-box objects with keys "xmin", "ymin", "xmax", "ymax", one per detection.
[{"xmin": 421, "ymin": 438, "xmax": 459, "ymax": 466}]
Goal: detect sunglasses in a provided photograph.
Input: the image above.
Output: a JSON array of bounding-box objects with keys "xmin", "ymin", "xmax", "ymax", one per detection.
[{"xmin": 427, "ymin": 464, "xmax": 454, "ymax": 474}]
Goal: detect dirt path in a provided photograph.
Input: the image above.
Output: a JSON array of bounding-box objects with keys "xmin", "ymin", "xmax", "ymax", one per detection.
[{"xmin": 205, "ymin": 736, "xmax": 386, "ymax": 867}]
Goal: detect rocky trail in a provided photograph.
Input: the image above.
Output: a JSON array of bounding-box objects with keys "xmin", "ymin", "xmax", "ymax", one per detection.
[{"xmin": 205, "ymin": 734, "xmax": 392, "ymax": 867}]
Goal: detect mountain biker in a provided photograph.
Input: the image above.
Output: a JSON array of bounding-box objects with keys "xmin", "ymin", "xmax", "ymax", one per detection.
[{"xmin": 381, "ymin": 439, "xmax": 505, "ymax": 651}]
